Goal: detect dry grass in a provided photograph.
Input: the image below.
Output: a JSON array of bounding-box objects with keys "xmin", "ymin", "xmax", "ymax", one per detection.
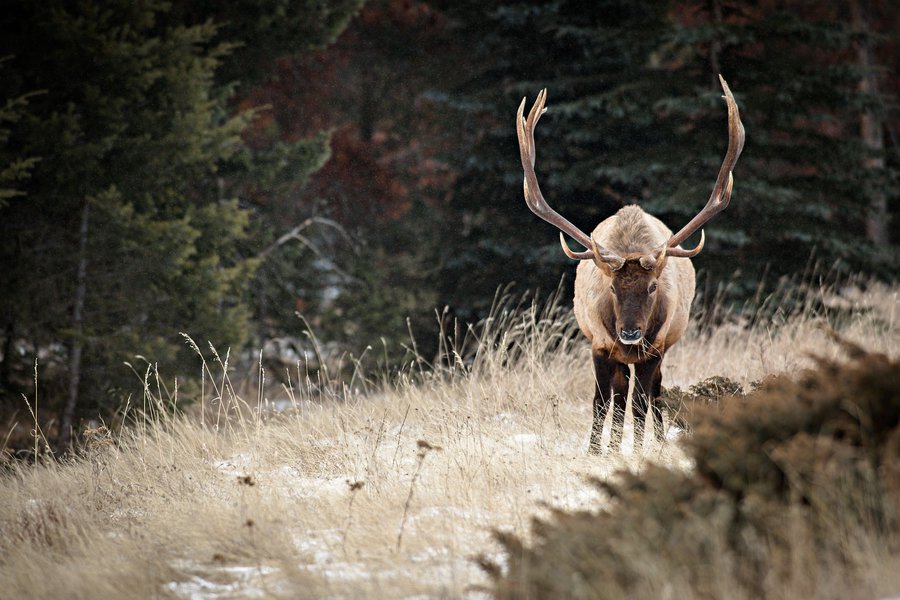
[{"xmin": 0, "ymin": 282, "xmax": 897, "ymax": 599}]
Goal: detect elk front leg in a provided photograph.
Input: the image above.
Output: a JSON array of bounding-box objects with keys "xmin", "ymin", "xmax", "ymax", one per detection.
[
  {"xmin": 650, "ymin": 356, "xmax": 664, "ymax": 440},
  {"xmin": 609, "ymin": 363, "xmax": 629, "ymax": 451},
  {"xmin": 590, "ymin": 355, "xmax": 630, "ymax": 454},
  {"xmin": 588, "ymin": 354, "xmax": 615, "ymax": 455},
  {"xmin": 633, "ymin": 355, "xmax": 664, "ymax": 452}
]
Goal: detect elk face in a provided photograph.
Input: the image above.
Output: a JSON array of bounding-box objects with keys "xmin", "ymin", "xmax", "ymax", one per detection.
[{"xmin": 604, "ymin": 252, "xmax": 666, "ymax": 345}]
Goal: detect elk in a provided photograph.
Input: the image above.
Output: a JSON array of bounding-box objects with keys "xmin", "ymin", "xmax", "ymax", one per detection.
[{"xmin": 516, "ymin": 76, "xmax": 745, "ymax": 454}]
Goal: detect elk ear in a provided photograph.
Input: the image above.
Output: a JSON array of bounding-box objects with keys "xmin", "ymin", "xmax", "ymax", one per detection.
[{"xmin": 639, "ymin": 246, "xmax": 668, "ymax": 275}]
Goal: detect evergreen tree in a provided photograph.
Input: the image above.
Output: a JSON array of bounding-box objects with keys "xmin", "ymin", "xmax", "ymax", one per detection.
[
  {"xmin": 0, "ymin": 0, "xmax": 360, "ymax": 448},
  {"xmin": 435, "ymin": 0, "xmax": 676, "ymax": 318},
  {"xmin": 0, "ymin": 59, "xmax": 40, "ymax": 392},
  {"xmin": 173, "ymin": 0, "xmax": 364, "ymax": 90},
  {"xmin": 194, "ymin": 0, "xmax": 368, "ymax": 352},
  {"xmin": 658, "ymin": 1, "xmax": 899, "ymax": 293},
  {"xmin": 0, "ymin": 59, "xmax": 38, "ymax": 209},
  {"xmin": 234, "ymin": 0, "xmax": 459, "ymax": 364},
  {"xmin": 437, "ymin": 0, "xmax": 898, "ymax": 318}
]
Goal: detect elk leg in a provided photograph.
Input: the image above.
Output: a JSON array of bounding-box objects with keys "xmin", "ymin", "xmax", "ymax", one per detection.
[
  {"xmin": 589, "ymin": 354, "xmax": 616, "ymax": 454},
  {"xmin": 650, "ymin": 357, "xmax": 664, "ymax": 441},
  {"xmin": 609, "ymin": 362, "xmax": 629, "ymax": 452},
  {"xmin": 634, "ymin": 356, "xmax": 664, "ymax": 451}
]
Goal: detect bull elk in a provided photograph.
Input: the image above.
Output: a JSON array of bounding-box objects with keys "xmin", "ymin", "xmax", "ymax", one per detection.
[{"xmin": 516, "ymin": 75, "xmax": 745, "ymax": 454}]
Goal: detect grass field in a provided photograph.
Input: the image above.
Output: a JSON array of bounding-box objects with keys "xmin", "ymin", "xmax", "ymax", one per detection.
[{"xmin": 1, "ymin": 281, "xmax": 897, "ymax": 599}]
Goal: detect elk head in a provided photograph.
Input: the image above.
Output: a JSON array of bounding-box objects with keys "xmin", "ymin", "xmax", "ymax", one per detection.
[
  {"xmin": 600, "ymin": 251, "xmax": 668, "ymax": 344},
  {"xmin": 515, "ymin": 76, "xmax": 745, "ymax": 346}
]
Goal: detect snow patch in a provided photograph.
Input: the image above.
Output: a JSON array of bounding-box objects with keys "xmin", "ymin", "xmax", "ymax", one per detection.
[
  {"xmin": 506, "ymin": 433, "xmax": 539, "ymax": 446},
  {"xmin": 666, "ymin": 425, "xmax": 683, "ymax": 441},
  {"xmin": 166, "ymin": 564, "xmax": 277, "ymax": 600},
  {"xmin": 213, "ymin": 453, "xmax": 252, "ymax": 477}
]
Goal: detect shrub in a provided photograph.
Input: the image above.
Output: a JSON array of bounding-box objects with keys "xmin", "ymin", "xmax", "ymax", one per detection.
[
  {"xmin": 485, "ymin": 341, "xmax": 900, "ymax": 599},
  {"xmin": 662, "ymin": 375, "xmax": 746, "ymax": 431}
]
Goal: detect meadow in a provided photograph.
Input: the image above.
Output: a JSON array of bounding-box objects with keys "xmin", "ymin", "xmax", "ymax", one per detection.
[{"xmin": 1, "ymin": 280, "xmax": 897, "ymax": 599}]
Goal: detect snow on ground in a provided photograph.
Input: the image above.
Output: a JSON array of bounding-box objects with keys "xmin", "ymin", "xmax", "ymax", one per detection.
[
  {"xmin": 161, "ymin": 406, "xmax": 687, "ymax": 599},
  {"xmin": 166, "ymin": 563, "xmax": 278, "ymax": 599}
]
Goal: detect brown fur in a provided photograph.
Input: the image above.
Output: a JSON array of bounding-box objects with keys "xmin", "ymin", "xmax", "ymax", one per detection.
[
  {"xmin": 575, "ymin": 206, "xmax": 695, "ymax": 356},
  {"xmin": 573, "ymin": 205, "xmax": 696, "ymax": 453}
]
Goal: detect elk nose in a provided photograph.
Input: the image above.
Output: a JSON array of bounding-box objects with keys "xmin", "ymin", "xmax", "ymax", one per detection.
[{"xmin": 619, "ymin": 329, "xmax": 642, "ymax": 344}]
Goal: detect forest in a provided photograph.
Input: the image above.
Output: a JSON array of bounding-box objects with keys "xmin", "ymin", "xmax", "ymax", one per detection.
[{"xmin": 1, "ymin": 0, "xmax": 898, "ymax": 451}]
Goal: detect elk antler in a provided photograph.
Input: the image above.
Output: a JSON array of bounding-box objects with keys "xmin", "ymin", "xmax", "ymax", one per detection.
[
  {"xmin": 516, "ymin": 89, "xmax": 625, "ymax": 270},
  {"xmin": 663, "ymin": 75, "xmax": 745, "ymax": 258}
]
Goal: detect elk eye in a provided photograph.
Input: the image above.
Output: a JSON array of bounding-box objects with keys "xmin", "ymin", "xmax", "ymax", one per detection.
[
  {"xmin": 609, "ymin": 285, "xmax": 616, "ymax": 296},
  {"xmin": 648, "ymin": 282, "xmax": 658, "ymax": 294}
]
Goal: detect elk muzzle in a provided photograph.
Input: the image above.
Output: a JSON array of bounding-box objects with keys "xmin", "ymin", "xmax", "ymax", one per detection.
[{"xmin": 618, "ymin": 328, "xmax": 643, "ymax": 345}]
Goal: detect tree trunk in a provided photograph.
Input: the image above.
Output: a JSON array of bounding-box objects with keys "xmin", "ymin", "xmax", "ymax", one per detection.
[
  {"xmin": 852, "ymin": 1, "xmax": 889, "ymax": 247},
  {"xmin": 58, "ymin": 201, "xmax": 90, "ymax": 452}
]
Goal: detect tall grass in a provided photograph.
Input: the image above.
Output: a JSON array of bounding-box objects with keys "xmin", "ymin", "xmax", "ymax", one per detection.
[{"xmin": 0, "ymin": 281, "xmax": 897, "ymax": 599}]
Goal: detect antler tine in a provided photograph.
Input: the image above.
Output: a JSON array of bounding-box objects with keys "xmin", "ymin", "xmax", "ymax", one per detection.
[
  {"xmin": 516, "ymin": 89, "xmax": 622, "ymax": 265},
  {"xmin": 560, "ymin": 233, "xmax": 595, "ymax": 260},
  {"xmin": 518, "ymin": 91, "xmax": 548, "ymax": 217},
  {"xmin": 665, "ymin": 230, "xmax": 705, "ymax": 258},
  {"xmin": 665, "ymin": 75, "xmax": 745, "ymax": 256},
  {"xmin": 524, "ymin": 89, "xmax": 545, "ymax": 169}
]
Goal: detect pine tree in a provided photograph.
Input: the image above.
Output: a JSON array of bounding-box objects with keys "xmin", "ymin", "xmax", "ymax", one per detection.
[
  {"xmin": 435, "ymin": 0, "xmax": 673, "ymax": 317},
  {"xmin": 1, "ymin": 0, "xmax": 364, "ymax": 447},
  {"xmin": 0, "ymin": 1, "xmax": 255, "ymax": 448},
  {"xmin": 0, "ymin": 60, "xmax": 39, "ymax": 209},
  {"xmin": 172, "ymin": 0, "xmax": 365, "ymax": 91},
  {"xmin": 233, "ymin": 0, "xmax": 459, "ymax": 363},
  {"xmin": 437, "ymin": 0, "xmax": 898, "ymax": 318},
  {"xmin": 658, "ymin": 1, "xmax": 899, "ymax": 292},
  {"xmin": 0, "ymin": 59, "xmax": 40, "ymax": 392}
]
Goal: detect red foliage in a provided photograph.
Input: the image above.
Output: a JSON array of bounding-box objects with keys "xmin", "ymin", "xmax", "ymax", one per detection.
[{"xmin": 236, "ymin": 0, "xmax": 458, "ymax": 230}]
